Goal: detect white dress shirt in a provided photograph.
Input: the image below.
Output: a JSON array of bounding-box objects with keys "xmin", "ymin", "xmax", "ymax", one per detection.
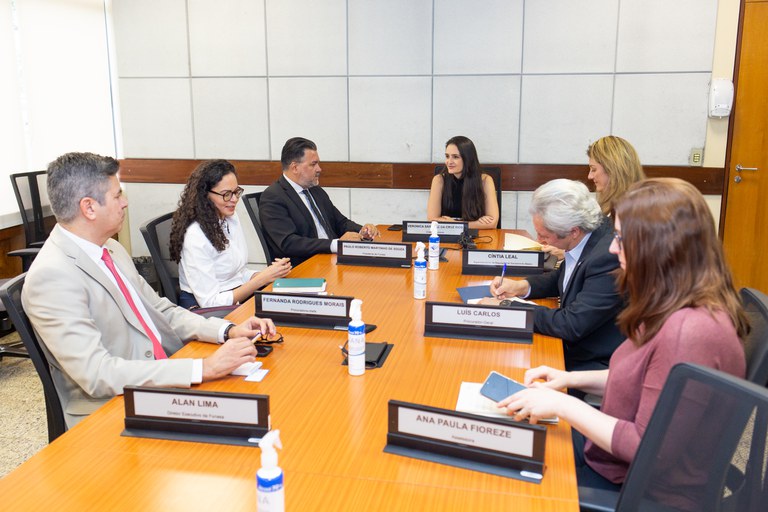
[
  {"xmin": 178, "ymin": 213, "xmax": 258, "ymax": 308},
  {"xmin": 283, "ymin": 174, "xmax": 340, "ymax": 253}
]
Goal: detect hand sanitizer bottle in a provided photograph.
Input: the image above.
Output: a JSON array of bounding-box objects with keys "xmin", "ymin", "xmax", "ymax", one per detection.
[
  {"xmin": 428, "ymin": 221, "xmax": 440, "ymax": 270},
  {"xmin": 414, "ymin": 241, "xmax": 427, "ymax": 300},
  {"xmin": 347, "ymin": 299, "xmax": 365, "ymax": 376},
  {"xmin": 257, "ymin": 430, "xmax": 284, "ymax": 512}
]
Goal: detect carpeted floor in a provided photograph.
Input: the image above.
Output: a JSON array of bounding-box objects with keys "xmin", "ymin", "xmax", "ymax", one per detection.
[{"xmin": 0, "ymin": 331, "xmax": 47, "ymax": 478}]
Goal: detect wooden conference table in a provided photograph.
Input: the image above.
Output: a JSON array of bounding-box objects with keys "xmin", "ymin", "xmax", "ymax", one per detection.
[{"xmin": 0, "ymin": 228, "xmax": 578, "ymax": 511}]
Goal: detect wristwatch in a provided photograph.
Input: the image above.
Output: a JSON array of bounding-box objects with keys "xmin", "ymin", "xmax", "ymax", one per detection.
[
  {"xmin": 223, "ymin": 323, "xmax": 235, "ymax": 341},
  {"xmin": 499, "ymin": 299, "xmax": 513, "ymax": 307}
]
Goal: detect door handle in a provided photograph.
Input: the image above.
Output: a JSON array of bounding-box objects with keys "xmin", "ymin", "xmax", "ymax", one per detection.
[{"xmin": 736, "ymin": 164, "xmax": 758, "ymax": 172}]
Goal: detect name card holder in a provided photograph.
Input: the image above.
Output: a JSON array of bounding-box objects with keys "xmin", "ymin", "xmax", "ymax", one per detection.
[
  {"xmin": 337, "ymin": 241, "xmax": 412, "ymax": 268},
  {"xmin": 122, "ymin": 386, "xmax": 269, "ymax": 447},
  {"xmin": 424, "ymin": 301, "xmax": 534, "ymax": 344},
  {"xmin": 401, "ymin": 220, "xmax": 472, "ymax": 243},
  {"xmin": 254, "ymin": 292, "xmax": 377, "ymax": 333},
  {"xmin": 384, "ymin": 400, "xmax": 546, "ymax": 483},
  {"xmin": 462, "ymin": 249, "xmax": 545, "ymax": 276}
]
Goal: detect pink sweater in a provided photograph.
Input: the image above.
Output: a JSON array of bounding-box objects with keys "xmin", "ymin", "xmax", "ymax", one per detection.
[{"xmin": 584, "ymin": 307, "xmax": 745, "ymax": 483}]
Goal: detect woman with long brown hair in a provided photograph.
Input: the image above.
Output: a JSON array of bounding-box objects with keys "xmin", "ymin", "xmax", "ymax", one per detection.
[
  {"xmin": 496, "ymin": 178, "xmax": 747, "ymax": 490},
  {"xmin": 427, "ymin": 136, "xmax": 499, "ymax": 229},
  {"xmin": 170, "ymin": 160, "xmax": 291, "ymax": 309}
]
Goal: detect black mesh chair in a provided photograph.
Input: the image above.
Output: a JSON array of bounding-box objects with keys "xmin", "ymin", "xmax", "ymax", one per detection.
[
  {"xmin": 139, "ymin": 212, "xmax": 180, "ymax": 304},
  {"xmin": 140, "ymin": 213, "xmax": 236, "ymax": 318},
  {"xmin": 579, "ymin": 362, "xmax": 768, "ymax": 511},
  {"xmin": 11, "ymin": 171, "xmax": 51, "ymax": 249},
  {"xmin": 242, "ymin": 192, "xmax": 275, "ymax": 262},
  {"xmin": 741, "ymin": 287, "xmax": 768, "ymax": 387},
  {"xmin": 0, "ymin": 274, "xmax": 67, "ymax": 442},
  {"xmin": 433, "ymin": 166, "xmax": 502, "ymax": 228}
]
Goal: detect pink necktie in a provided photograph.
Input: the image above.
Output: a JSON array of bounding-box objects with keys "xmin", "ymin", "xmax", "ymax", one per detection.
[{"xmin": 101, "ymin": 248, "xmax": 167, "ymax": 360}]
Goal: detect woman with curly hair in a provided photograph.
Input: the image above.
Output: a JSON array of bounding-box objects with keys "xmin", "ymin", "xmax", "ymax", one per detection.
[
  {"xmin": 427, "ymin": 135, "xmax": 499, "ymax": 229},
  {"xmin": 495, "ymin": 178, "xmax": 747, "ymax": 496},
  {"xmin": 170, "ymin": 160, "xmax": 291, "ymax": 309}
]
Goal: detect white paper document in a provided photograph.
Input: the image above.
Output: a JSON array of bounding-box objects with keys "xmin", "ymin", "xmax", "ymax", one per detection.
[{"xmin": 456, "ymin": 382, "xmax": 558, "ymax": 424}]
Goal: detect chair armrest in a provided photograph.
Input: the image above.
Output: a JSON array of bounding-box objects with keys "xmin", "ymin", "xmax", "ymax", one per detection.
[{"xmin": 578, "ymin": 485, "xmax": 619, "ymax": 512}]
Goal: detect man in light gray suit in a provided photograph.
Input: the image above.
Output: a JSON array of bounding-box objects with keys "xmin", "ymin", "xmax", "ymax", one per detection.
[{"xmin": 22, "ymin": 152, "xmax": 273, "ymax": 428}]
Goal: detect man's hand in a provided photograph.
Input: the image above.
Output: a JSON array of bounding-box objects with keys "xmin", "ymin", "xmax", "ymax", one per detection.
[
  {"xmin": 228, "ymin": 316, "xmax": 276, "ymax": 340},
  {"xmin": 489, "ymin": 277, "xmax": 530, "ymax": 299},
  {"xmin": 202, "ymin": 338, "xmax": 257, "ymax": 380},
  {"xmin": 359, "ymin": 224, "xmax": 380, "ymax": 239},
  {"xmin": 479, "ymin": 297, "xmax": 502, "ymax": 305},
  {"xmin": 340, "ymin": 231, "xmax": 362, "ymax": 241}
]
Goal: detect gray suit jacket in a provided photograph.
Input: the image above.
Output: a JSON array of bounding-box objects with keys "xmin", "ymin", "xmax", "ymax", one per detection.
[{"xmin": 22, "ymin": 225, "xmax": 226, "ymax": 427}]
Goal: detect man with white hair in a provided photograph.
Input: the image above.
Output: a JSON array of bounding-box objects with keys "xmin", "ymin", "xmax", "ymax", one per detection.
[{"xmin": 485, "ymin": 179, "xmax": 624, "ymax": 372}]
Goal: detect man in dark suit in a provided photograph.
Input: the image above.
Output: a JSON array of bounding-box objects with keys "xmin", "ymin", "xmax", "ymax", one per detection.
[
  {"xmin": 259, "ymin": 137, "xmax": 379, "ymax": 267},
  {"xmin": 484, "ymin": 179, "xmax": 624, "ymax": 372}
]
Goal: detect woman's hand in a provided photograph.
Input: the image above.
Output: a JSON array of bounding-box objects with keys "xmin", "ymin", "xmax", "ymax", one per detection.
[
  {"xmin": 257, "ymin": 258, "xmax": 292, "ymax": 283},
  {"xmin": 524, "ymin": 365, "xmax": 570, "ymax": 389},
  {"xmin": 475, "ymin": 215, "xmax": 495, "ymax": 225},
  {"xmin": 497, "ymin": 386, "xmax": 567, "ymax": 424}
]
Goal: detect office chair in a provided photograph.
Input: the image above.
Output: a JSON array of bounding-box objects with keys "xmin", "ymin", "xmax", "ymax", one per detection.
[
  {"xmin": 10, "ymin": 171, "xmax": 51, "ymax": 249},
  {"xmin": 242, "ymin": 192, "xmax": 274, "ymax": 262},
  {"xmin": 140, "ymin": 213, "xmax": 236, "ymax": 318},
  {"xmin": 741, "ymin": 287, "xmax": 768, "ymax": 387},
  {"xmin": 579, "ymin": 362, "xmax": 768, "ymax": 511},
  {"xmin": 433, "ymin": 166, "xmax": 502, "ymax": 228},
  {"xmin": 0, "ymin": 274, "xmax": 67, "ymax": 442}
]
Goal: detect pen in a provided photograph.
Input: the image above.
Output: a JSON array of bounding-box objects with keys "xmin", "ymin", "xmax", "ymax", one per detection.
[{"xmin": 501, "ymin": 262, "xmax": 507, "ymax": 280}]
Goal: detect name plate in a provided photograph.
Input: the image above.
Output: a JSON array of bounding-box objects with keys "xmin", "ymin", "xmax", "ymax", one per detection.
[
  {"xmin": 255, "ymin": 291, "xmax": 353, "ymax": 330},
  {"xmin": 462, "ymin": 249, "xmax": 545, "ymax": 276},
  {"xmin": 384, "ymin": 400, "xmax": 546, "ymax": 482},
  {"xmin": 424, "ymin": 301, "xmax": 534, "ymax": 343},
  {"xmin": 337, "ymin": 241, "xmax": 412, "ymax": 268},
  {"xmin": 402, "ymin": 220, "xmax": 471, "ymax": 243},
  {"xmin": 123, "ymin": 386, "xmax": 270, "ymax": 446}
]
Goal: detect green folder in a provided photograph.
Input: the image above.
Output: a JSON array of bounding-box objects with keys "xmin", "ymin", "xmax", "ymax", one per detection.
[{"xmin": 273, "ymin": 278, "xmax": 327, "ymax": 292}]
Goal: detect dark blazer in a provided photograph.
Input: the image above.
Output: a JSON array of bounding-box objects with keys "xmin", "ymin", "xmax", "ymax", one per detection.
[
  {"xmin": 259, "ymin": 175, "xmax": 362, "ymax": 267},
  {"xmin": 525, "ymin": 218, "xmax": 624, "ymax": 371}
]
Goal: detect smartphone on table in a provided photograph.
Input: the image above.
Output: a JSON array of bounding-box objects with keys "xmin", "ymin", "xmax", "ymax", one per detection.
[{"xmin": 479, "ymin": 371, "xmax": 526, "ymax": 402}]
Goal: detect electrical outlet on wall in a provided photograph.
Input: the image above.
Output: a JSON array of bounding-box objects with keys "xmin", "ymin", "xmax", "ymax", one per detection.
[{"xmin": 689, "ymin": 148, "xmax": 704, "ymax": 167}]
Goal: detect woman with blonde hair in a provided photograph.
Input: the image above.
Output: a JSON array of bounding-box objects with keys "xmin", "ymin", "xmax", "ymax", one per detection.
[
  {"xmin": 496, "ymin": 178, "xmax": 747, "ymax": 496},
  {"xmin": 587, "ymin": 135, "xmax": 645, "ymax": 215}
]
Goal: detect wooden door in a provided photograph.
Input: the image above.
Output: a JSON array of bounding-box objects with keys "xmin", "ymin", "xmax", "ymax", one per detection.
[{"xmin": 722, "ymin": 0, "xmax": 768, "ymax": 292}]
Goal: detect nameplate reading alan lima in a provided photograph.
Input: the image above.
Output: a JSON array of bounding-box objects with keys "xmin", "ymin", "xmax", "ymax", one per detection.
[
  {"xmin": 384, "ymin": 400, "xmax": 546, "ymax": 482},
  {"xmin": 123, "ymin": 386, "xmax": 269, "ymax": 446},
  {"xmin": 462, "ymin": 249, "xmax": 545, "ymax": 276},
  {"xmin": 424, "ymin": 301, "xmax": 534, "ymax": 343},
  {"xmin": 337, "ymin": 241, "xmax": 412, "ymax": 268}
]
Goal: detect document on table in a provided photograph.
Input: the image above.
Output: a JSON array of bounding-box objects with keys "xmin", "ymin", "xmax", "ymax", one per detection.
[
  {"xmin": 231, "ymin": 362, "xmax": 269, "ymax": 382},
  {"xmin": 456, "ymin": 382, "xmax": 558, "ymax": 424},
  {"xmin": 504, "ymin": 233, "xmax": 542, "ymax": 251}
]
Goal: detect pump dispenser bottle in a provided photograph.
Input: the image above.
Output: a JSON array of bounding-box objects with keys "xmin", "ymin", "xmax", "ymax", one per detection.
[
  {"xmin": 257, "ymin": 430, "xmax": 284, "ymax": 512},
  {"xmin": 347, "ymin": 299, "xmax": 365, "ymax": 376},
  {"xmin": 428, "ymin": 221, "xmax": 440, "ymax": 270},
  {"xmin": 414, "ymin": 241, "xmax": 427, "ymax": 299}
]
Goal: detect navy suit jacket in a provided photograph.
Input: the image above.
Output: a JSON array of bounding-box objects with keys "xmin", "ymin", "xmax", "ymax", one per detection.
[
  {"xmin": 525, "ymin": 218, "xmax": 625, "ymax": 370},
  {"xmin": 259, "ymin": 175, "xmax": 362, "ymax": 267}
]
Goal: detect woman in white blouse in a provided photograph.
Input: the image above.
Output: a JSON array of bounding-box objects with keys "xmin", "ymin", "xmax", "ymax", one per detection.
[{"xmin": 170, "ymin": 160, "xmax": 291, "ymax": 309}]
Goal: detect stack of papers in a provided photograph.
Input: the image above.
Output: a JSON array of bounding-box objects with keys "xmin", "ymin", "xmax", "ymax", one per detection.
[
  {"xmin": 504, "ymin": 233, "xmax": 541, "ymax": 251},
  {"xmin": 272, "ymin": 278, "xmax": 327, "ymax": 294}
]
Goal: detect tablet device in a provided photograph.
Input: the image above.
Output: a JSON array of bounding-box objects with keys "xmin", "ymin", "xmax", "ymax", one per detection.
[{"xmin": 480, "ymin": 371, "xmax": 526, "ymax": 402}]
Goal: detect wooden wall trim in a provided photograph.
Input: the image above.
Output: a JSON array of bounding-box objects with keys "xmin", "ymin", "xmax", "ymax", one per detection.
[{"xmin": 119, "ymin": 159, "xmax": 725, "ymax": 195}]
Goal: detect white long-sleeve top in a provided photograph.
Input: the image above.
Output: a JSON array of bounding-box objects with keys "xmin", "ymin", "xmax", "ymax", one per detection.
[{"xmin": 178, "ymin": 213, "xmax": 257, "ymax": 307}]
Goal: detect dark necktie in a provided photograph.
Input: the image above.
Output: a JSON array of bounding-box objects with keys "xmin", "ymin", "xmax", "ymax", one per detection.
[
  {"xmin": 101, "ymin": 248, "xmax": 168, "ymax": 360},
  {"xmin": 302, "ymin": 189, "xmax": 334, "ymax": 238}
]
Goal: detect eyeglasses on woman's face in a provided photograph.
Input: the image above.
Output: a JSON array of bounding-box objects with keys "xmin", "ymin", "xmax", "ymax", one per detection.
[{"xmin": 209, "ymin": 186, "xmax": 244, "ymax": 202}]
